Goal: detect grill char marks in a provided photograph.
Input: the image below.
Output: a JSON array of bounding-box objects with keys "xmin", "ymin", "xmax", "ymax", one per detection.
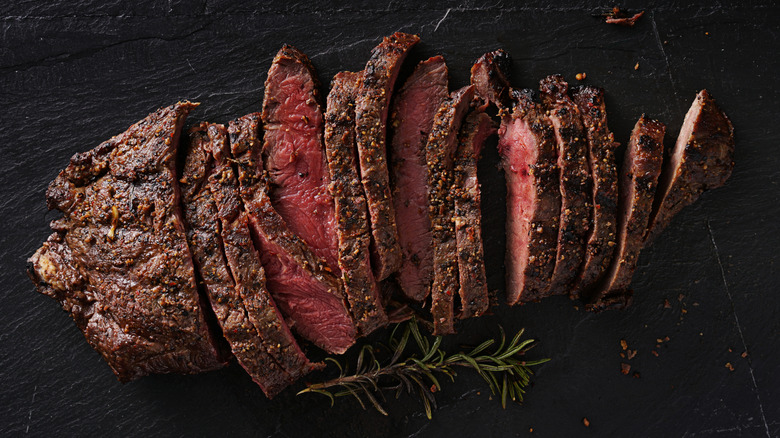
[
  {"xmin": 569, "ymin": 86, "xmax": 620, "ymax": 299},
  {"xmin": 28, "ymin": 102, "xmax": 225, "ymax": 381},
  {"xmin": 389, "ymin": 56, "xmax": 449, "ymax": 302},
  {"xmin": 646, "ymin": 90, "xmax": 735, "ymax": 242},
  {"xmin": 355, "ymin": 32, "xmax": 420, "ymax": 281},
  {"xmin": 182, "ymin": 124, "xmax": 317, "ymax": 398},
  {"xmin": 589, "ymin": 116, "xmax": 665, "ymax": 310},
  {"xmin": 539, "ymin": 75, "xmax": 592, "ymax": 296},
  {"xmin": 229, "ymin": 114, "xmax": 356, "ymax": 355},
  {"xmin": 261, "ymin": 45, "xmax": 340, "ymax": 275},
  {"xmin": 499, "ymin": 90, "xmax": 561, "ymax": 304},
  {"xmin": 470, "ymin": 49, "xmax": 512, "ymax": 109},
  {"xmin": 453, "ymin": 109, "xmax": 495, "ymax": 318},
  {"xmin": 324, "ymin": 71, "xmax": 388, "ymax": 336},
  {"xmin": 426, "ymin": 85, "xmax": 475, "ymax": 335}
]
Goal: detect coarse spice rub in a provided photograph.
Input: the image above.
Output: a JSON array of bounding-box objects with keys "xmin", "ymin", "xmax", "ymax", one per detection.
[
  {"xmin": 324, "ymin": 71, "xmax": 388, "ymax": 336},
  {"xmin": 355, "ymin": 32, "xmax": 420, "ymax": 281}
]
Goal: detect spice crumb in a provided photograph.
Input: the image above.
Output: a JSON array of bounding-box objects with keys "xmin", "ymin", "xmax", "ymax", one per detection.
[
  {"xmin": 575, "ymin": 72, "xmax": 587, "ymax": 81},
  {"xmin": 621, "ymin": 363, "xmax": 631, "ymax": 375},
  {"xmin": 583, "ymin": 417, "xmax": 590, "ymax": 427},
  {"xmin": 725, "ymin": 362, "xmax": 734, "ymax": 371}
]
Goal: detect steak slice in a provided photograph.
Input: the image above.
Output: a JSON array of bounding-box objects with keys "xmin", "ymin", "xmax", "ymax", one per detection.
[
  {"xmin": 539, "ymin": 75, "xmax": 592, "ymax": 295},
  {"xmin": 569, "ymin": 86, "xmax": 620, "ymax": 299},
  {"xmin": 229, "ymin": 114, "xmax": 356, "ymax": 355},
  {"xmin": 453, "ymin": 108, "xmax": 495, "ymax": 318},
  {"xmin": 389, "ymin": 56, "xmax": 449, "ymax": 302},
  {"xmin": 427, "ymin": 85, "xmax": 475, "ymax": 335},
  {"xmin": 355, "ymin": 32, "xmax": 420, "ymax": 280},
  {"xmin": 470, "ymin": 49, "xmax": 513, "ymax": 109},
  {"xmin": 324, "ymin": 71, "xmax": 388, "ymax": 336},
  {"xmin": 28, "ymin": 102, "xmax": 225, "ymax": 381},
  {"xmin": 261, "ymin": 45, "xmax": 339, "ymax": 275},
  {"xmin": 499, "ymin": 90, "xmax": 561, "ymax": 304},
  {"xmin": 182, "ymin": 123, "xmax": 317, "ymax": 398},
  {"xmin": 589, "ymin": 116, "xmax": 665, "ymax": 310},
  {"xmin": 646, "ymin": 90, "xmax": 735, "ymax": 242}
]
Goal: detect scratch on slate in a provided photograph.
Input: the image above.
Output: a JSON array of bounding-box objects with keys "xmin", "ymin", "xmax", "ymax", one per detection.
[
  {"xmin": 433, "ymin": 8, "xmax": 451, "ymax": 32},
  {"xmin": 25, "ymin": 385, "xmax": 37, "ymax": 434},
  {"xmin": 707, "ymin": 221, "xmax": 771, "ymax": 438},
  {"xmin": 650, "ymin": 11, "xmax": 684, "ymax": 119},
  {"xmin": 186, "ymin": 58, "xmax": 196, "ymax": 73}
]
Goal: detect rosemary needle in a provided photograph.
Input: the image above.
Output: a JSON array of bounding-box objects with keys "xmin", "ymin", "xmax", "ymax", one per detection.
[{"xmin": 298, "ymin": 318, "xmax": 549, "ymax": 418}]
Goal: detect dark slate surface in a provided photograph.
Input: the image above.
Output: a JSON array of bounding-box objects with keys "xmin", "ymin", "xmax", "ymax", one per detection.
[{"xmin": 1, "ymin": 1, "xmax": 778, "ymax": 436}]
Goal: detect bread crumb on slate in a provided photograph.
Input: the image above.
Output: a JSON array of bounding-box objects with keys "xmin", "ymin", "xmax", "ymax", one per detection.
[
  {"xmin": 575, "ymin": 72, "xmax": 587, "ymax": 81},
  {"xmin": 583, "ymin": 417, "xmax": 590, "ymax": 427},
  {"xmin": 652, "ymin": 350, "xmax": 659, "ymax": 357},
  {"xmin": 620, "ymin": 339, "xmax": 628, "ymax": 351},
  {"xmin": 741, "ymin": 351, "xmax": 748, "ymax": 358},
  {"xmin": 634, "ymin": 62, "xmax": 640, "ymax": 70},
  {"xmin": 725, "ymin": 362, "xmax": 734, "ymax": 371},
  {"xmin": 663, "ymin": 299, "xmax": 671, "ymax": 308},
  {"xmin": 633, "ymin": 371, "xmax": 641, "ymax": 379},
  {"xmin": 621, "ymin": 363, "xmax": 631, "ymax": 375},
  {"xmin": 627, "ymin": 350, "xmax": 637, "ymax": 360}
]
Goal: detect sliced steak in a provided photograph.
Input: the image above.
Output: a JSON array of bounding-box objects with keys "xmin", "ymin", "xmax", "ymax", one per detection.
[
  {"xmin": 646, "ymin": 90, "xmax": 735, "ymax": 241},
  {"xmin": 389, "ymin": 56, "xmax": 449, "ymax": 302},
  {"xmin": 499, "ymin": 90, "xmax": 561, "ymax": 304},
  {"xmin": 28, "ymin": 102, "xmax": 225, "ymax": 381},
  {"xmin": 470, "ymin": 49, "xmax": 512, "ymax": 109},
  {"xmin": 427, "ymin": 85, "xmax": 475, "ymax": 335},
  {"xmin": 589, "ymin": 116, "xmax": 665, "ymax": 310},
  {"xmin": 229, "ymin": 114, "xmax": 356, "ymax": 354},
  {"xmin": 261, "ymin": 45, "xmax": 339, "ymax": 275},
  {"xmin": 324, "ymin": 71, "xmax": 387, "ymax": 336},
  {"xmin": 453, "ymin": 108, "xmax": 495, "ymax": 318},
  {"xmin": 569, "ymin": 86, "xmax": 620, "ymax": 299},
  {"xmin": 539, "ymin": 75, "xmax": 592, "ymax": 295},
  {"xmin": 355, "ymin": 32, "xmax": 420, "ymax": 280},
  {"xmin": 182, "ymin": 123, "xmax": 317, "ymax": 398}
]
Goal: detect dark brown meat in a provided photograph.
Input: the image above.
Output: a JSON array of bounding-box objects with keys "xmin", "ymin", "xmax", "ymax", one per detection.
[
  {"xmin": 540, "ymin": 75, "xmax": 592, "ymax": 295},
  {"xmin": 229, "ymin": 114, "xmax": 356, "ymax": 354},
  {"xmin": 589, "ymin": 116, "xmax": 665, "ymax": 311},
  {"xmin": 453, "ymin": 109, "xmax": 495, "ymax": 318},
  {"xmin": 499, "ymin": 90, "xmax": 561, "ymax": 304},
  {"xmin": 261, "ymin": 45, "xmax": 339, "ymax": 275},
  {"xmin": 569, "ymin": 86, "xmax": 620, "ymax": 299},
  {"xmin": 355, "ymin": 32, "xmax": 420, "ymax": 281},
  {"xmin": 28, "ymin": 102, "xmax": 225, "ymax": 381},
  {"xmin": 470, "ymin": 49, "xmax": 512, "ymax": 109},
  {"xmin": 426, "ymin": 85, "xmax": 475, "ymax": 335},
  {"xmin": 182, "ymin": 123, "xmax": 318, "ymax": 398},
  {"xmin": 646, "ymin": 90, "xmax": 735, "ymax": 242},
  {"xmin": 324, "ymin": 71, "xmax": 388, "ymax": 336},
  {"xmin": 389, "ymin": 56, "xmax": 449, "ymax": 302}
]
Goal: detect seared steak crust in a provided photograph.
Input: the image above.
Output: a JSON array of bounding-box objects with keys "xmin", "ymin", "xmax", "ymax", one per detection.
[
  {"xmin": 229, "ymin": 114, "xmax": 356, "ymax": 355},
  {"xmin": 570, "ymin": 86, "xmax": 619, "ymax": 299},
  {"xmin": 324, "ymin": 71, "xmax": 388, "ymax": 336},
  {"xmin": 540, "ymin": 75, "xmax": 592, "ymax": 295},
  {"xmin": 500, "ymin": 90, "xmax": 561, "ymax": 304},
  {"xmin": 427, "ymin": 86, "xmax": 475, "ymax": 335},
  {"xmin": 390, "ymin": 56, "xmax": 449, "ymax": 302},
  {"xmin": 261, "ymin": 45, "xmax": 340, "ymax": 275},
  {"xmin": 355, "ymin": 32, "xmax": 420, "ymax": 280},
  {"xmin": 183, "ymin": 124, "xmax": 316, "ymax": 398},
  {"xmin": 470, "ymin": 49, "xmax": 512, "ymax": 109},
  {"xmin": 589, "ymin": 116, "xmax": 665, "ymax": 311},
  {"xmin": 28, "ymin": 102, "xmax": 225, "ymax": 381},
  {"xmin": 646, "ymin": 90, "xmax": 735, "ymax": 241},
  {"xmin": 454, "ymin": 109, "xmax": 495, "ymax": 318}
]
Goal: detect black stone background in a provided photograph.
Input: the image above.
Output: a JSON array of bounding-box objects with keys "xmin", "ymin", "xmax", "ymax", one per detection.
[{"xmin": 1, "ymin": 1, "xmax": 778, "ymax": 436}]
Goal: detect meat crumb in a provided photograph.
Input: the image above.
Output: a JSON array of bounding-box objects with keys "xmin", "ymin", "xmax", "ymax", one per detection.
[
  {"xmin": 725, "ymin": 362, "xmax": 734, "ymax": 371},
  {"xmin": 582, "ymin": 417, "xmax": 590, "ymax": 427},
  {"xmin": 621, "ymin": 363, "xmax": 631, "ymax": 375}
]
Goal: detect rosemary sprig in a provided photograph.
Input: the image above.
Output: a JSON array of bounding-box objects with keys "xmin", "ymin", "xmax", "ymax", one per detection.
[{"xmin": 298, "ymin": 318, "xmax": 549, "ymax": 418}]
